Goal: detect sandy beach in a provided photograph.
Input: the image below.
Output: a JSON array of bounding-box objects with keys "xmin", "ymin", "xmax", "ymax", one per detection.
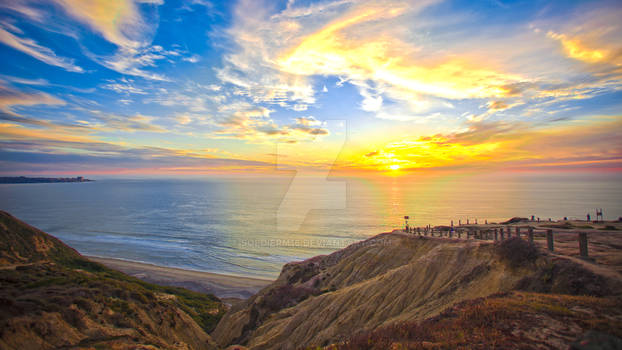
[{"xmin": 88, "ymin": 256, "xmax": 272, "ymax": 300}]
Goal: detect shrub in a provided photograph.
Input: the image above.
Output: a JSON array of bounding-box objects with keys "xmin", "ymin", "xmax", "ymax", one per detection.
[
  {"xmin": 495, "ymin": 237, "xmax": 539, "ymax": 268},
  {"xmin": 262, "ymin": 285, "xmax": 316, "ymax": 311},
  {"xmin": 502, "ymin": 217, "xmax": 529, "ymax": 224}
]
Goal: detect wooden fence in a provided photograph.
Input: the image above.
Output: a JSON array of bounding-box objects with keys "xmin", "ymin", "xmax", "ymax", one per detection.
[{"xmin": 401, "ymin": 225, "xmax": 590, "ymax": 258}]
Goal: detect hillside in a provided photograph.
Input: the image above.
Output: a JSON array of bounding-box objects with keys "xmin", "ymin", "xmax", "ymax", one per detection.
[
  {"xmin": 0, "ymin": 211, "xmax": 225, "ymax": 350},
  {"xmin": 212, "ymin": 231, "xmax": 622, "ymax": 349},
  {"xmin": 2, "ymin": 210, "xmax": 621, "ymax": 349},
  {"xmin": 335, "ymin": 291, "xmax": 622, "ymax": 349}
]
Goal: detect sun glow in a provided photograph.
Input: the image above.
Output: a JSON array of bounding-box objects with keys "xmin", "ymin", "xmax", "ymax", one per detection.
[{"xmin": 389, "ymin": 164, "xmax": 400, "ymax": 171}]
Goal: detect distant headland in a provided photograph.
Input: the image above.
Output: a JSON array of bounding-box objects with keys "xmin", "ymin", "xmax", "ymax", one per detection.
[{"xmin": 0, "ymin": 176, "xmax": 93, "ymax": 184}]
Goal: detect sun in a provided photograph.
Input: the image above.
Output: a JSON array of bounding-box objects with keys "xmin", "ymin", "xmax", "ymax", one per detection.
[{"xmin": 389, "ymin": 164, "xmax": 400, "ymax": 171}]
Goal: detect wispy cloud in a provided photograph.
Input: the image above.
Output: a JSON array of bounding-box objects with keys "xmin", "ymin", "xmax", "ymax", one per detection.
[
  {"xmin": 0, "ymin": 122, "xmax": 274, "ymax": 174},
  {"xmin": 101, "ymin": 78, "xmax": 148, "ymax": 95},
  {"xmin": 87, "ymin": 110, "xmax": 166, "ymax": 133},
  {"xmin": 53, "ymin": 0, "xmax": 163, "ymax": 49},
  {"xmin": 0, "ymin": 83, "xmax": 65, "ymax": 114},
  {"xmin": 0, "ymin": 26, "xmax": 83, "ymax": 72}
]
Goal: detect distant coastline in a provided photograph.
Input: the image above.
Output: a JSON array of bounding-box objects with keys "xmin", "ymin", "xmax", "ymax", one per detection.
[{"xmin": 0, "ymin": 176, "xmax": 93, "ymax": 184}]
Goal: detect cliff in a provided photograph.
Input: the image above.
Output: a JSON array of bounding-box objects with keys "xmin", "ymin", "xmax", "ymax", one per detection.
[
  {"xmin": 0, "ymin": 211, "xmax": 225, "ymax": 350},
  {"xmin": 212, "ymin": 231, "xmax": 622, "ymax": 349}
]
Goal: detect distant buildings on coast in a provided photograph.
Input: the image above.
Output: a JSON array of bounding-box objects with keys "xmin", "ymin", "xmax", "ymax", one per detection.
[{"xmin": 0, "ymin": 176, "xmax": 93, "ymax": 184}]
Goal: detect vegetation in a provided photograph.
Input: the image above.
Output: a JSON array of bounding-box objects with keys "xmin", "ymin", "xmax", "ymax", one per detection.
[
  {"xmin": 261, "ymin": 284, "xmax": 318, "ymax": 311},
  {"xmin": 501, "ymin": 217, "xmax": 529, "ymax": 224},
  {"xmin": 0, "ymin": 211, "xmax": 224, "ymax": 349},
  {"xmin": 331, "ymin": 292, "xmax": 622, "ymax": 350},
  {"xmin": 495, "ymin": 237, "xmax": 539, "ymax": 268}
]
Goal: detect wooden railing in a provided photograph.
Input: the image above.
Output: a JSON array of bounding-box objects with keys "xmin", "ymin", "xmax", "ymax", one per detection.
[{"xmin": 400, "ymin": 225, "xmax": 590, "ymax": 258}]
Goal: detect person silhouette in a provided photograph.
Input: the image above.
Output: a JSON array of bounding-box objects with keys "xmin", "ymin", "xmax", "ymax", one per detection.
[{"xmin": 587, "ymin": 213, "xmax": 591, "ymax": 222}]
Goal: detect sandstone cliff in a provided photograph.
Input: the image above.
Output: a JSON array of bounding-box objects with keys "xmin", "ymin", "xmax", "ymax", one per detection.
[{"xmin": 212, "ymin": 231, "xmax": 622, "ymax": 349}]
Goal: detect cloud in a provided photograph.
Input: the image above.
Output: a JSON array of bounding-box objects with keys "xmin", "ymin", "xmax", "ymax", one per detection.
[
  {"xmin": 213, "ymin": 105, "xmax": 329, "ymax": 142},
  {"xmin": 87, "ymin": 111, "xmax": 166, "ymax": 133},
  {"xmin": 1, "ymin": 0, "xmax": 175, "ymax": 80},
  {"xmin": 547, "ymin": 31, "xmax": 608, "ymax": 64},
  {"xmin": 0, "ymin": 26, "xmax": 84, "ymax": 72},
  {"xmin": 359, "ymin": 86, "xmax": 383, "ymax": 112},
  {"xmin": 291, "ymin": 116, "xmax": 329, "ymax": 135},
  {"xmin": 44, "ymin": 0, "xmax": 171, "ymax": 80},
  {"xmin": 101, "ymin": 78, "xmax": 147, "ymax": 95},
  {"xmin": 0, "ymin": 75, "xmax": 49, "ymax": 86},
  {"xmin": 0, "ymin": 85, "xmax": 164, "ymax": 134},
  {"xmin": 220, "ymin": 0, "xmax": 528, "ymax": 118},
  {"xmin": 182, "ymin": 54, "xmax": 200, "ymax": 63},
  {"xmin": 542, "ymin": 5, "xmax": 622, "ymax": 68},
  {"xmin": 0, "ymin": 123, "xmax": 275, "ymax": 174},
  {"xmin": 52, "ymin": 0, "xmax": 163, "ymax": 49},
  {"xmin": 145, "ymin": 90, "xmax": 211, "ymax": 112},
  {"xmin": 219, "ymin": 0, "xmax": 622, "ymax": 125},
  {"xmin": 0, "ymin": 84, "xmax": 65, "ymax": 113},
  {"xmin": 0, "ymin": 1, "xmax": 44, "ymax": 21},
  {"xmin": 93, "ymin": 45, "xmax": 172, "ymax": 81},
  {"xmin": 356, "ymin": 118, "xmax": 622, "ymax": 171}
]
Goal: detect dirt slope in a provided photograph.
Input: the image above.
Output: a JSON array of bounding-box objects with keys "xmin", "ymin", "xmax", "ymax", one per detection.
[{"xmin": 213, "ymin": 232, "xmax": 621, "ymax": 350}]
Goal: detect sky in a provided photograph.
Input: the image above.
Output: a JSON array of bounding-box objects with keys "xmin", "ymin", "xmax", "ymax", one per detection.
[{"xmin": 0, "ymin": 0, "xmax": 621, "ymax": 176}]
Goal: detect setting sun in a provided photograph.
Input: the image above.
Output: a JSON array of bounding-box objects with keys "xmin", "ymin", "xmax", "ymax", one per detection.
[{"xmin": 389, "ymin": 164, "xmax": 400, "ymax": 171}]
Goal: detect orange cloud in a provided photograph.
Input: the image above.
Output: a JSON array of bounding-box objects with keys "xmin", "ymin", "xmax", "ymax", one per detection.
[
  {"xmin": 547, "ymin": 31, "xmax": 608, "ymax": 63},
  {"xmin": 349, "ymin": 118, "xmax": 622, "ymax": 172}
]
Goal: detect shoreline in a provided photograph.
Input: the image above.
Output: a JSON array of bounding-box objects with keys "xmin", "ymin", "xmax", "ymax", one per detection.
[{"xmin": 88, "ymin": 256, "xmax": 273, "ymax": 300}]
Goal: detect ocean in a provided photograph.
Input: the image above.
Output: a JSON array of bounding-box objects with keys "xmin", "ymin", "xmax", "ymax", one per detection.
[{"xmin": 1, "ymin": 172, "xmax": 621, "ymax": 279}]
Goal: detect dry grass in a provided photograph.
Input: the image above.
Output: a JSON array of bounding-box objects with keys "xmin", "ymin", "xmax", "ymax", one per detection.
[{"xmin": 332, "ymin": 291, "xmax": 622, "ymax": 350}]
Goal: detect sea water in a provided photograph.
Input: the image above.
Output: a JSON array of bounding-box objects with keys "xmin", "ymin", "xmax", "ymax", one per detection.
[{"xmin": 1, "ymin": 172, "xmax": 620, "ymax": 279}]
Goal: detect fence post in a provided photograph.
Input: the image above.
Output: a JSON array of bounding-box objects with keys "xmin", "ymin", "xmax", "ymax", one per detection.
[
  {"xmin": 515, "ymin": 227, "xmax": 520, "ymax": 238},
  {"xmin": 494, "ymin": 228, "xmax": 498, "ymax": 241},
  {"xmin": 546, "ymin": 229, "xmax": 554, "ymax": 252},
  {"xmin": 458, "ymin": 230, "xmax": 461, "ymax": 239},
  {"xmin": 528, "ymin": 227, "xmax": 534, "ymax": 243},
  {"xmin": 579, "ymin": 233, "xmax": 588, "ymax": 257}
]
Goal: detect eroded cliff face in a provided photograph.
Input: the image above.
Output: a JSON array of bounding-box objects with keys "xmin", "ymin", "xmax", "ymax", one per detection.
[
  {"xmin": 212, "ymin": 233, "xmax": 530, "ymax": 349},
  {"xmin": 0, "ymin": 211, "xmax": 224, "ymax": 350},
  {"xmin": 213, "ymin": 231, "xmax": 622, "ymax": 350}
]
